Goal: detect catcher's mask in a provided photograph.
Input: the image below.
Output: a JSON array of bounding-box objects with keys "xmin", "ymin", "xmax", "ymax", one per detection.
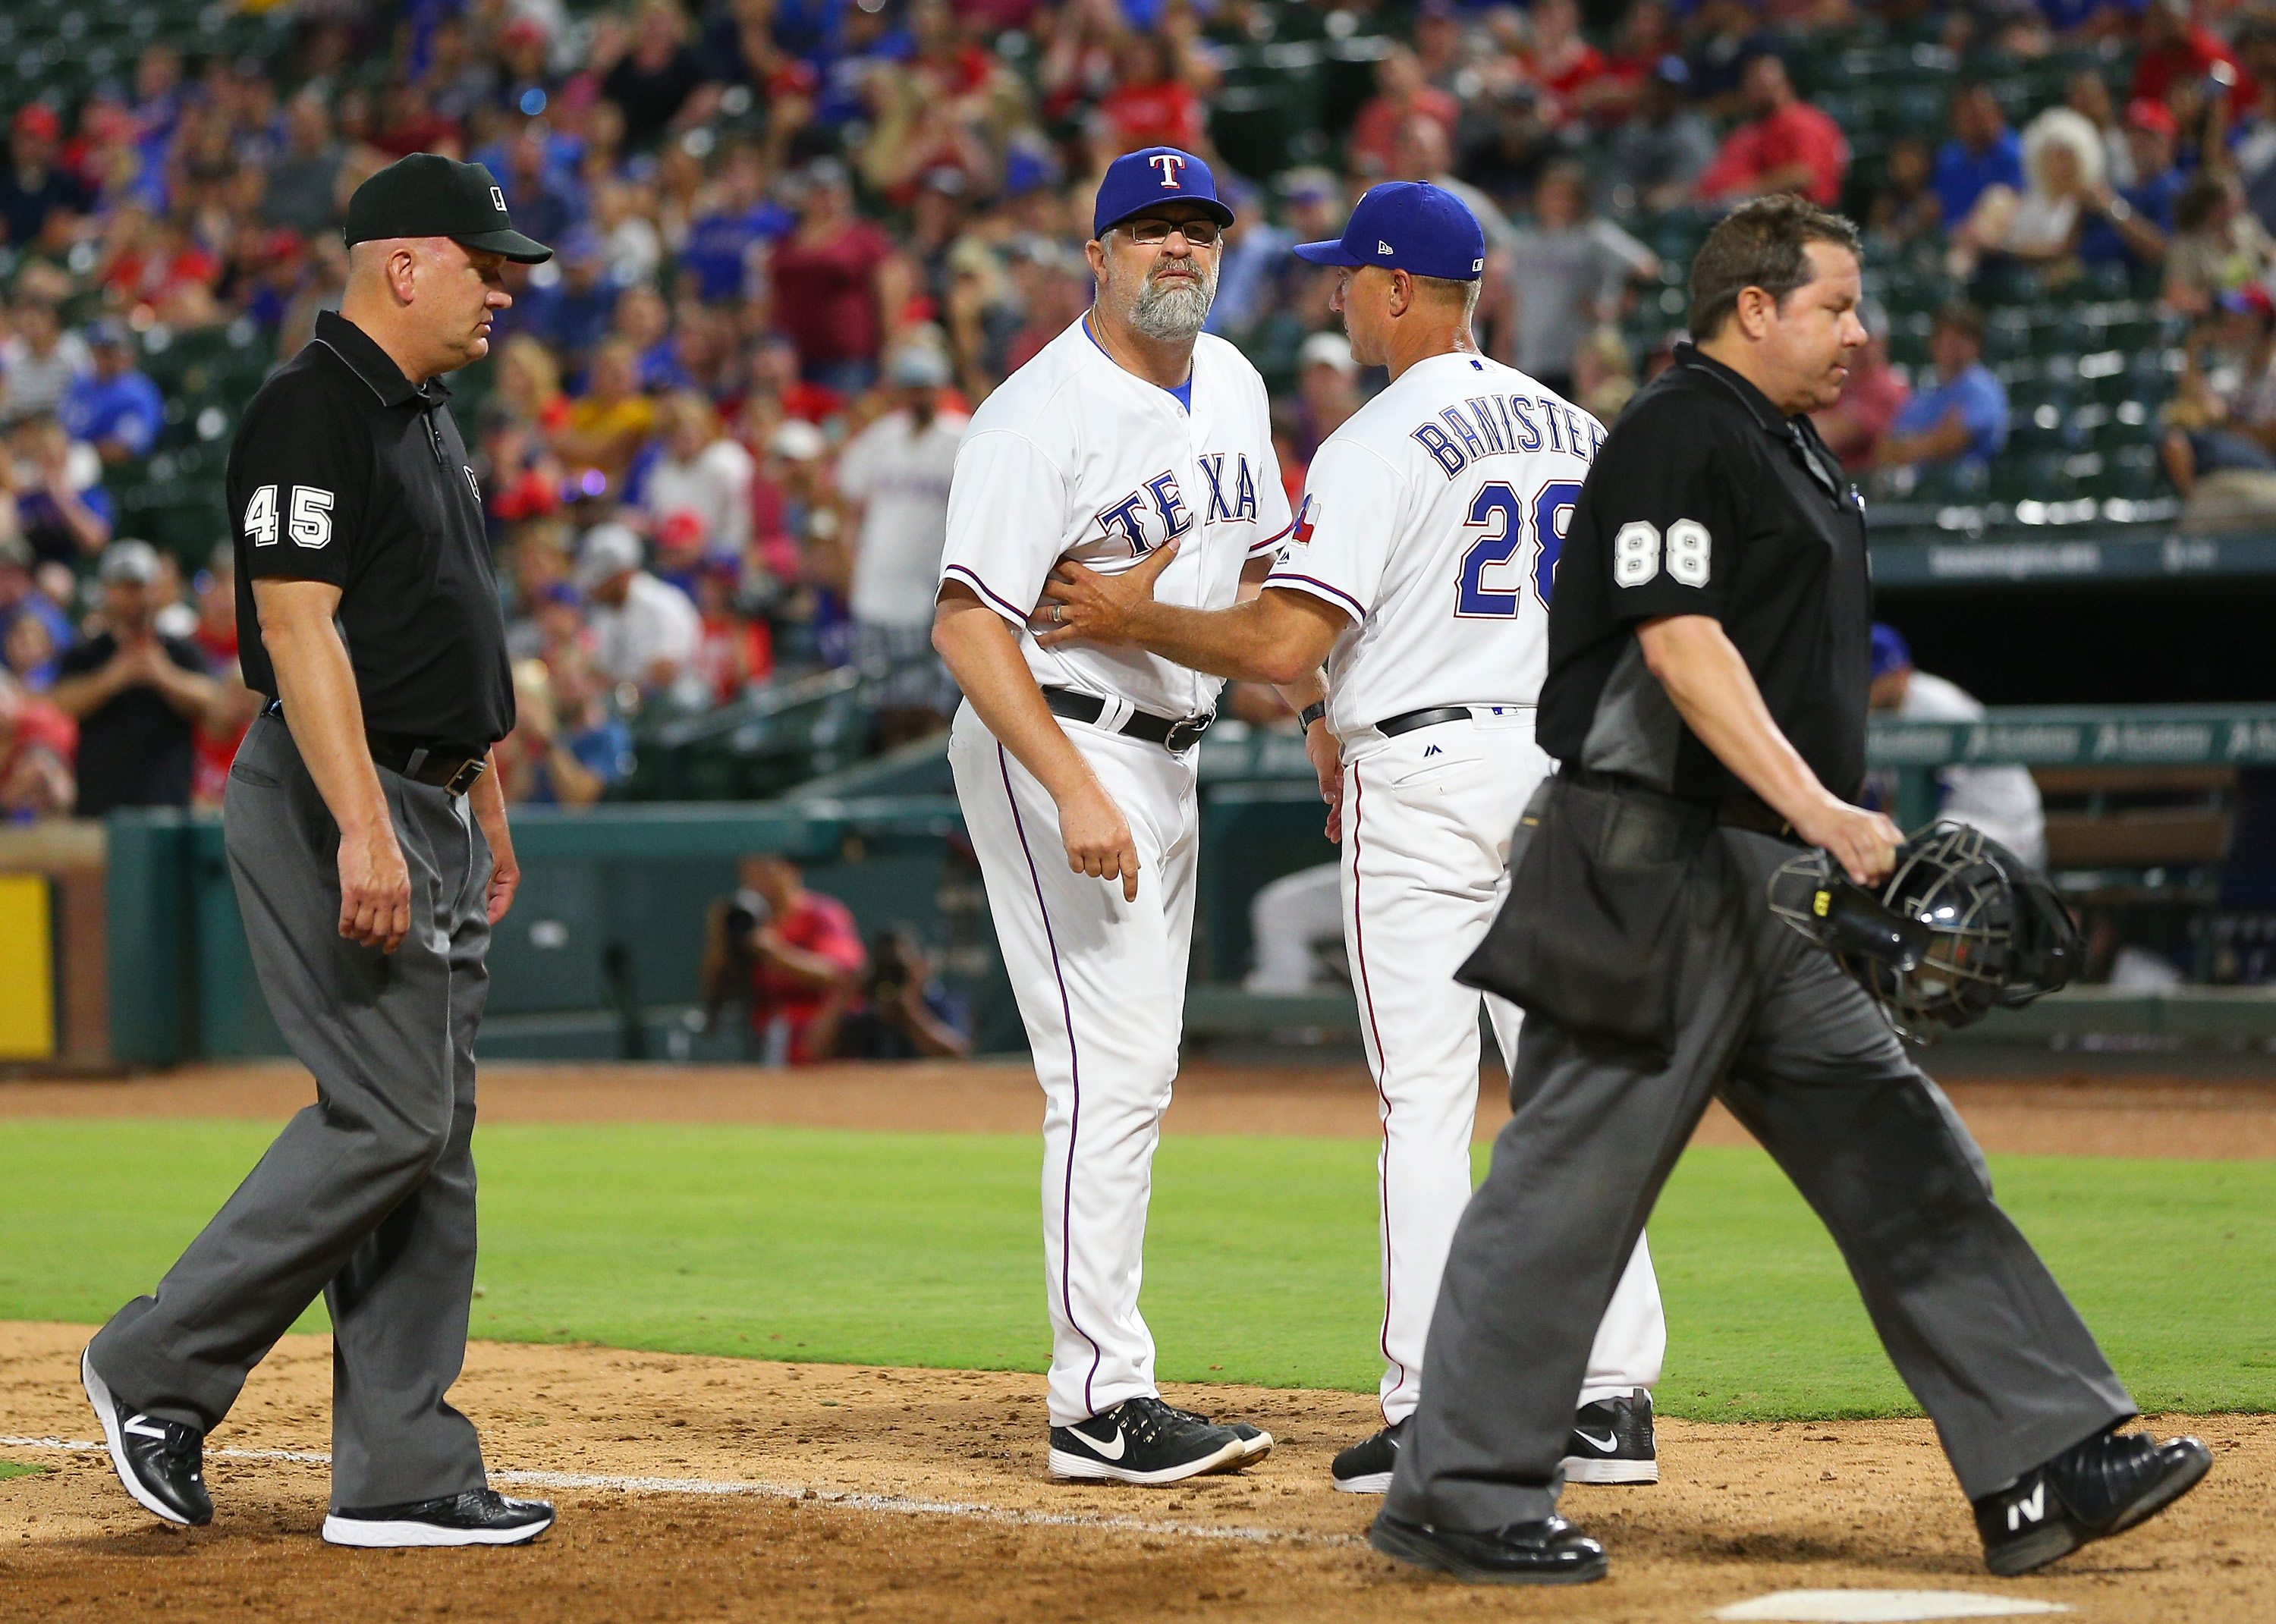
[{"xmin": 1767, "ymin": 821, "xmax": 2082, "ymax": 1044}]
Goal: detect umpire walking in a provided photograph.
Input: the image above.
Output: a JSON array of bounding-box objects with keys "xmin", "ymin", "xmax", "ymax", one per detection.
[
  {"xmin": 1372, "ymin": 196, "xmax": 2211, "ymax": 1585},
  {"xmin": 82, "ymin": 155, "xmax": 559, "ymax": 1549}
]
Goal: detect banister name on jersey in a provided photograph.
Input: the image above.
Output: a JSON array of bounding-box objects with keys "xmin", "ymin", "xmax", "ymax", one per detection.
[
  {"xmin": 1265, "ymin": 352, "xmax": 1604, "ymax": 737},
  {"xmin": 939, "ymin": 315, "xmax": 1290, "ymax": 721}
]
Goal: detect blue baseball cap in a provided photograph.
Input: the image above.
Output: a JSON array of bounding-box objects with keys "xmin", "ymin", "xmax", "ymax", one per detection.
[
  {"xmin": 1092, "ymin": 146, "xmax": 1234, "ymax": 240},
  {"xmin": 1293, "ymin": 181, "xmax": 1485, "ymax": 281},
  {"xmin": 1870, "ymin": 623, "xmax": 1912, "ymax": 680}
]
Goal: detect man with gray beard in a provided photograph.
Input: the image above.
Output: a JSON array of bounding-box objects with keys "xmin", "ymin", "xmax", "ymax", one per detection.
[{"xmin": 932, "ymin": 146, "xmax": 1302, "ymax": 1484}]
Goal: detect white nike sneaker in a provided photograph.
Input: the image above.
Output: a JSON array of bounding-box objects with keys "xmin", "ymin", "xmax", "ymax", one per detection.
[
  {"xmin": 1561, "ymin": 1390, "xmax": 1657, "ymax": 1484},
  {"xmin": 1048, "ymin": 1396, "xmax": 1257, "ymax": 1485}
]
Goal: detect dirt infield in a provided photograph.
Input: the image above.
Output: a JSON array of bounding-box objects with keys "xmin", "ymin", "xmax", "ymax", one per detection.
[
  {"xmin": 8, "ymin": 1057, "xmax": 2276, "ymax": 1157},
  {"xmin": 3, "ymin": 1060, "xmax": 2272, "ymax": 1621},
  {"xmin": 2, "ymin": 1323, "xmax": 2268, "ymax": 1624}
]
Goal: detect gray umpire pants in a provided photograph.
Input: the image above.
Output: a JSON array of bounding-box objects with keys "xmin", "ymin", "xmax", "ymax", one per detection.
[
  {"xmin": 88, "ymin": 710, "xmax": 494, "ymax": 1510},
  {"xmin": 1385, "ymin": 803, "xmax": 2136, "ymax": 1531}
]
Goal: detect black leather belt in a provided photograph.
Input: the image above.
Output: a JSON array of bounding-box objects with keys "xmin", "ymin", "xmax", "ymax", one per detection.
[
  {"xmin": 265, "ymin": 700, "xmax": 489, "ymax": 796},
  {"xmin": 369, "ymin": 731, "xmax": 490, "ymax": 796},
  {"xmin": 1043, "ymin": 687, "xmax": 1214, "ymax": 752},
  {"xmin": 1560, "ymin": 764, "xmax": 1800, "ymax": 843},
  {"xmin": 1375, "ymin": 704, "xmax": 1529, "ymax": 738}
]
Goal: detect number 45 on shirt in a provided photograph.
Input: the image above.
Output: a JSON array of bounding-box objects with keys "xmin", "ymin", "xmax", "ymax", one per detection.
[
  {"xmin": 243, "ymin": 484, "xmax": 335, "ymax": 549},
  {"xmin": 1456, "ymin": 479, "xmax": 1580, "ymax": 617}
]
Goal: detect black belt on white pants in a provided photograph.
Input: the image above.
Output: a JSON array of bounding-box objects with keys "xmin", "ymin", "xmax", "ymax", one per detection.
[
  {"xmin": 1372, "ymin": 703, "xmax": 1532, "ymax": 738},
  {"xmin": 1042, "ymin": 687, "xmax": 1215, "ymax": 753}
]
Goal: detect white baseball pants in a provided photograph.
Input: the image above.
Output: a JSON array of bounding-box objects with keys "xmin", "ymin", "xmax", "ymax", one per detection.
[
  {"xmin": 949, "ymin": 702, "xmax": 1198, "ymax": 1428},
  {"xmin": 1341, "ymin": 708, "xmax": 1665, "ymax": 1425}
]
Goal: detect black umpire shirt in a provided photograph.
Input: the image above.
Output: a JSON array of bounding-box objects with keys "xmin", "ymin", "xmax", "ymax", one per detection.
[
  {"xmin": 1539, "ymin": 341, "xmax": 1872, "ymax": 807},
  {"xmin": 226, "ymin": 309, "xmax": 514, "ymax": 747},
  {"xmin": 53, "ymin": 631, "xmax": 209, "ymax": 815}
]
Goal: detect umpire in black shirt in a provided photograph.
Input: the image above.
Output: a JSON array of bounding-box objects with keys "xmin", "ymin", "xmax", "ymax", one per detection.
[
  {"xmin": 1374, "ymin": 196, "xmax": 2209, "ymax": 1585},
  {"xmin": 83, "ymin": 155, "xmax": 561, "ymax": 1550}
]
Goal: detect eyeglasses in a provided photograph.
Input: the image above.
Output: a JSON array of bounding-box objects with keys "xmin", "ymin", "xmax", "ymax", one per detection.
[{"xmin": 1124, "ymin": 218, "xmax": 1222, "ymax": 247}]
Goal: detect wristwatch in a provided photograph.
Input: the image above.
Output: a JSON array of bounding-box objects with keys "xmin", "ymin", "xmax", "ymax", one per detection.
[{"xmin": 1299, "ymin": 700, "xmax": 1328, "ymax": 729}]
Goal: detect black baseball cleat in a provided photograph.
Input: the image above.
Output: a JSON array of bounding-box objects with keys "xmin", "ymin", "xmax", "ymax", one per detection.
[
  {"xmin": 1974, "ymin": 1423, "xmax": 2213, "ymax": 1576},
  {"xmin": 1158, "ymin": 1402, "xmax": 1275, "ymax": 1464},
  {"xmin": 1048, "ymin": 1396, "xmax": 1260, "ymax": 1484},
  {"xmin": 82, "ymin": 1348, "xmax": 212, "ymax": 1527},
  {"xmin": 1331, "ymin": 1418, "xmax": 1407, "ymax": 1494},
  {"xmin": 322, "ymin": 1489, "xmax": 557, "ymax": 1547},
  {"xmin": 1561, "ymin": 1390, "xmax": 1658, "ymax": 1484},
  {"xmin": 1369, "ymin": 1511, "xmax": 1609, "ymax": 1585}
]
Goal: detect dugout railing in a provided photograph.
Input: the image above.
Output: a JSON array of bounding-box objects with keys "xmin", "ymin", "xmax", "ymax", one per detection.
[{"xmin": 83, "ymin": 705, "xmax": 2276, "ymax": 1067}]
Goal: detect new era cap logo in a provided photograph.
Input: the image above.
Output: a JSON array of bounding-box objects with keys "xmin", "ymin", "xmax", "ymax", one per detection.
[
  {"xmin": 1149, "ymin": 153, "xmax": 1187, "ymax": 188},
  {"xmin": 489, "ymin": 185, "xmax": 507, "ymax": 214},
  {"xmin": 1377, "ymin": 240, "xmax": 1394, "ymax": 256},
  {"xmin": 1473, "ymin": 258, "xmax": 1484, "ymax": 272}
]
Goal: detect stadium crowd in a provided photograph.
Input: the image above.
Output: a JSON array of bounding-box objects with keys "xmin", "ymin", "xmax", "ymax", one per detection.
[{"xmin": 5, "ymin": 0, "xmax": 2276, "ymax": 822}]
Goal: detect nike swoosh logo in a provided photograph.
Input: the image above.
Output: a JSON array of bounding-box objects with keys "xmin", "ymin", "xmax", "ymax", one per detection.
[
  {"xmin": 1573, "ymin": 1429, "xmax": 1619, "ymax": 1453},
  {"xmin": 1081, "ymin": 1425, "xmax": 1127, "ymax": 1461}
]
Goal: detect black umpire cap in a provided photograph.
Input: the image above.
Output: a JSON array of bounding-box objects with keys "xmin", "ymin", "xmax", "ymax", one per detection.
[{"xmin": 344, "ymin": 153, "xmax": 555, "ymax": 263}]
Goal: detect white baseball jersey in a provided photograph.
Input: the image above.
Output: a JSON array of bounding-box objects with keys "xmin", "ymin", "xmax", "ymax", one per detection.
[
  {"xmin": 1266, "ymin": 351, "xmax": 1602, "ymax": 736},
  {"xmin": 1268, "ymin": 350, "xmax": 1664, "ymax": 1436},
  {"xmin": 942, "ymin": 312, "xmax": 1287, "ymax": 1431},
  {"xmin": 940, "ymin": 316, "xmax": 1290, "ymax": 719}
]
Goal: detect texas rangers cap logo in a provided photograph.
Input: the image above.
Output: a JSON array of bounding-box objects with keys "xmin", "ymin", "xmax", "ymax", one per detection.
[{"xmin": 1092, "ymin": 146, "xmax": 1234, "ymax": 239}]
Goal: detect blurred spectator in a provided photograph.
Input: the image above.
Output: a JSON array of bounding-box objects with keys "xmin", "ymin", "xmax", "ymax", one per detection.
[
  {"xmin": 497, "ymin": 657, "xmax": 608, "ymax": 807},
  {"xmin": 557, "ymin": 339, "xmax": 657, "ymax": 491},
  {"xmin": 818, "ymin": 926, "xmax": 973, "ymax": 1060},
  {"xmin": 0, "ymin": 670, "xmax": 74, "ymax": 821},
  {"xmin": 2161, "ymin": 286, "xmax": 2276, "ymax": 523},
  {"xmin": 1868, "ymin": 625, "xmax": 2047, "ymax": 868},
  {"xmin": 1867, "ymin": 138, "xmax": 1943, "ymax": 250},
  {"xmin": 1507, "ymin": 163, "xmax": 1658, "ymax": 396},
  {"xmin": 692, "ymin": 558, "xmax": 773, "ymax": 703},
  {"xmin": 1287, "ymin": 332, "xmax": 1362, "ymax": 468},
  {"xmin": 699, "ymin": 853, "xmax": 867, "ymax": 1066},
  {"xmin": 1523, "ymin": 0, "xmax": 1614, "ymax": 126},
  {"xmin": 578, "ymin": 521, "xmax": 704, "ymax": 709},
  {"xmin": 1695, "ymin": 52, "xmax": 1848, "ymax": 209},
  {"xmin": 2133, "ymin": 0, "xmax": 2255, "ymax": 118},
  {"xmin": 5, "ymin": 415, "xmax": 112, "ymax": 567},
  {"xmin": 528, "ymin": 230, "xmax": 621, "ymax": 369},
  {"xmin": 59, "ymin": 323, "xmax": 163, "ymax": 467},
  {"xmin": 1814, "ymin": 303, "xmax": 1910, "ymax": 473},
  {"xmin": 596, "ymin": 0, "xmax": 721, "ymax": 152},
  {"xmin": 1597, "ymin": 57, "xmax": 1718, "ymax": 215},
  {"xmin": 643, "ymin": 391, "xmax": 755, "ymax": 560},
  {"xmin": 1947, "ymin": 107, "xmax": 2105, "ymax": 280},
  {"xmin": 1875, "ymin": 304, "xmax": 2010, "ymax": 476},
  {"xmin": 260, "ymin": 91, "xmax": 347, "ymax": 236},
  {"xmin": 0, "ymin": 105, "xmax": 91, "ymax": 249},
  {"xmin": 1350, "ymin": 46, "xmax": 1462, "ymax": 179},
  {"xmin": 771, "ymin": 159, "xmax": 898, "ymax": 392},
  {"xmin": 1935, "ymin": 86, "xmax": 2023, "ymax": 233},
  {"xmin": 2077, "ymin": 101, "xmax": 2182, "ymax": 274},
  {"xmin": 187, "ymin": 544, "xmax": 257, "ymax": 809},
  {"xmin": 1572, "ymin": 324, "xmax": 1641, "ymax": 423},
  {"xmin": 1, "ymin": 299, "xmax": 93, "ymax": 424},
  {"xmin": 1097, "ymin": 30, "xmax": 1206, "ymax": 157},
  {"xmin": 3, "ymin": 602, "xmax": 61, "ymax": 694},
  {"xmin": 49, "ymin": 540, "xmax": 222, "ymax": 817},
  {"xmin": 831, "ymin": 346, "xmax": 967, "ymax": 746},
  {"xmin": 0, "ymin": 532, "xmax": 71, "ymax": 674},
  {"xmin": 2163, "ymin": 171, "xmax": 2276, "ymax": 317}
]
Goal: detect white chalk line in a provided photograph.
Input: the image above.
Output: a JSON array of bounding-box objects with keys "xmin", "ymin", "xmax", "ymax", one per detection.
[{"xmin": 0, "ymin": 1436, "xmax": 1354, "ymax": 1549}]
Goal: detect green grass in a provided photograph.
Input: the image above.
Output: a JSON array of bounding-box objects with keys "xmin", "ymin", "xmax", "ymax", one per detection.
[
  {"xmin": 0, "ymin": 1460, "xmax": 45, "ymax": 1480},
  {"xmin": 3, "ymin": 1121, "xmax": 2270, "ymax": 1421}
]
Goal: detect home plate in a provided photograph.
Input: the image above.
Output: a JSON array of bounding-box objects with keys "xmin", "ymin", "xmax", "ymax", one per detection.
[{"xmin": 1712, "ymin": 1593, "xmax": 2070, "ymax": 1622}]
